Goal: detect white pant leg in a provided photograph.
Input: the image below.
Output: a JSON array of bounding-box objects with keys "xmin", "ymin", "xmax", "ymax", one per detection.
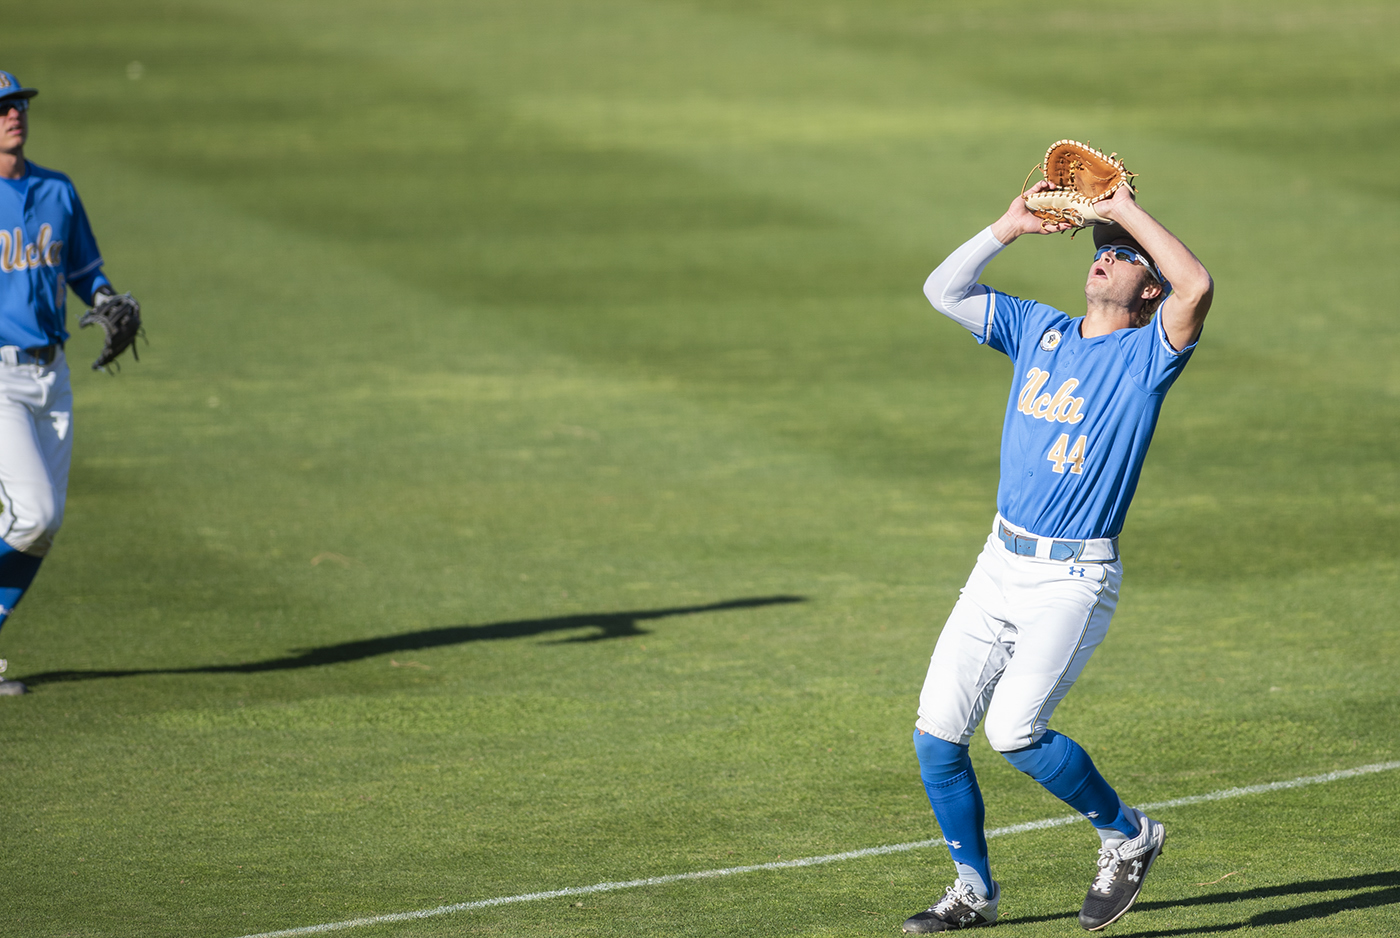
[
  {"xmin": 0, "ymin": 354, "xmax": 73, "ymax": 556},
  {"xmin": 981, "ymin": 554, "xmax": 1120, "ymax": 752},
  {"xmin": 916, "ymin": 538, "xmax": 1015, "ymax": 745},
  {"xmin": 916, "ymin": 529, "xmax": 1122, "ymax": 751}
]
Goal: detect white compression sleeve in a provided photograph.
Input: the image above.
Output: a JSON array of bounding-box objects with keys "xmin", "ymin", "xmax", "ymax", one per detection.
[{"xmin": 923, "ymin": 226, "xmax": 1007, "ymax": 339}]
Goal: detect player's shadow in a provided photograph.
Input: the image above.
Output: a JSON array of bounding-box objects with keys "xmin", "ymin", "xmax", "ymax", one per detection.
[
  {"xmin": 1009, "ymin": 869, "xmax": 1400, "ymax": 933},
  {"xmin": 18, "ymin": 595, "xmax": 805, "ymax": 686}
]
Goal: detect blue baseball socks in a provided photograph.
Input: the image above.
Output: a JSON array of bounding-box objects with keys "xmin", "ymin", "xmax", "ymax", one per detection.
[
  {"xmin": 915, "ymin": 727, "xmax": 1139, "ymax": 896},
  {"xmin": 913, "ymin": 730, "xmax": 993, "ymax": 897},
  {"xmin": 0, "ymin": 540, "xmax": 44, "ymax": 633},
  {"xmin": 1001, "ymin": 729, "xmax": 1140, "ymax": 843}
]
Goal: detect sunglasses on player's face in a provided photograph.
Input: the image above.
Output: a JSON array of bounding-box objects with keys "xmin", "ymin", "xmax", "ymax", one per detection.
[
  {"xmin": 0, "ymin": 98, "xmax": 29, "ymax": 115},
  {"xmin": 1093, "ymin": 244, "xmax": 1160, "ymax": 281}
]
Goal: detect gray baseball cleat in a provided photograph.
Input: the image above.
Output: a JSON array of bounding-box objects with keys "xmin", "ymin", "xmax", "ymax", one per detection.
[
  {"xmin": 1079, "ymin": 810, "xmax": 1166, "ymax": 931},
  {"xmin": 0, "ymin": 658, "xmax": 27, "ymax": 695},
  {"xmin": 903, "ymin": 880, "xmax": 999, "ymax": 932}
]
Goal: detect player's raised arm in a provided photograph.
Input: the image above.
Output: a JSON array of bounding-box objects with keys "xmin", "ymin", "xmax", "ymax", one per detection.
[
  {"xmin": 1098, "ymin": 186, "xmax": 1214, "ymax": 350},
  {"xmin": 924, "ymin": 182, "xmax": 1075, "ymax": 337}
]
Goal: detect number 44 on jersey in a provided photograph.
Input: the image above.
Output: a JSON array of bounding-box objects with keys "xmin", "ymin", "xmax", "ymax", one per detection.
[{"xmin": 1047, "ymin": 433, "xmax": 1087, "ymax": 474}]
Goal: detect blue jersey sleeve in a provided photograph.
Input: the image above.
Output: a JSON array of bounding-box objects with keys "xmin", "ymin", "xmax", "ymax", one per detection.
[
  {"xmin": 985, "ymin": 290, "xmax": 1064, "ymax": 360},
  {"xmin": 63, "ymin": 191, "xmax": 107, "ymax": 301},
  {"xmin": 1116, "ymin": 310, "xmax": 1199, "ymax": 395}
]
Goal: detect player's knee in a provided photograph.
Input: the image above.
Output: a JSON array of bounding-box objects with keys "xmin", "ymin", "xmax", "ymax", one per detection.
[
  {"xmin": 5, "ymin": 493, "xmax": 61, "ymax": 556},
  {"xmin": 983, "ymin": 715, "xmax": 1036, "ymax": 755},
  {"xmin": 999, "ymin": 730, "xmax": 1070, "ymax": 781},
  {"xmin": 30, "ymin": 517, "xmax": 61, "ymax": 555},
  {"xmin": 913, "ymin": 729, "xmax": 970, "ymax": 780}
]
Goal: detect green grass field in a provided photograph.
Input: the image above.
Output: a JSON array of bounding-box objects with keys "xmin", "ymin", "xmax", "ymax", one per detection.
[{"xmin": 4, "ymin": 2, "xmax": 1399, "ymax": 935}]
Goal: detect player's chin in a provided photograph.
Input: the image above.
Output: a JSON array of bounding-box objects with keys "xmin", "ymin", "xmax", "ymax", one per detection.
[{"xmin": 1083, "ymin": 281, "xmax": 1122, "ymax": 305}]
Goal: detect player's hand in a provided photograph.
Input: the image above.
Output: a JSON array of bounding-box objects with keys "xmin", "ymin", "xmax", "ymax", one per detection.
[
  {"xmin": 1093, "ymin": 183, "xmax": 1138, "ymax": 223},
  {"xmin": 992, "ymin": 180, "xmax": 1074, "ymax": 242}
]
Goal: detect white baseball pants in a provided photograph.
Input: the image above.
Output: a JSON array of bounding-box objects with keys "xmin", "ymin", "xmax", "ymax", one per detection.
[
  {"xmin": 0, "ymin": 352, "xmax": 73, "ymax": 557},
  {"xmin": 916, "ymin": 518, "xmax": 1122, "ymax": 752}
]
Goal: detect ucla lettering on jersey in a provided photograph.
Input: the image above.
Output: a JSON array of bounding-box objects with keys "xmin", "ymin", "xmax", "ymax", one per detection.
[
  {"xmin": 0, "ymin": 163, "xmax": 109, "ymax": 349},
  {"xmin": 1017, "ymin": 368, "xmax": 1086, "ymax": 425},
  {"xmin": 0, "ymin": 224, "xmax": 64, "ymax": 272}
]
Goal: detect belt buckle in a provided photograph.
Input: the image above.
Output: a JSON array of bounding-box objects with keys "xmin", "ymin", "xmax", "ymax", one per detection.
[{"xmin": 998, "ymin": 522, "xmax": 1039, "ymax": 557}]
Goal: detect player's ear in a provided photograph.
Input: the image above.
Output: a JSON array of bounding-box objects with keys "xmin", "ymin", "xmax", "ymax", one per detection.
[{"xmin": 1141, "ymin": 280, "xmax": 1163, "ymax": 301}]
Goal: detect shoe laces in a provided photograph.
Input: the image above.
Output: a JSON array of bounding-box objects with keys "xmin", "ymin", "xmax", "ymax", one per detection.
[
  {"xmin": 1092, "ymin": 845, "xmax": 1122, "ymax": 894},
  {"xmin": 934, "ymin": 880, "xmax": 978, "ymax": 914}
]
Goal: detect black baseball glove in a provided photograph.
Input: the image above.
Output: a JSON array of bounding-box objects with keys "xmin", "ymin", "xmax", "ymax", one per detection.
[{"xmin": 78, "ymin": 289, "xmax": 144, "ymax": 371}]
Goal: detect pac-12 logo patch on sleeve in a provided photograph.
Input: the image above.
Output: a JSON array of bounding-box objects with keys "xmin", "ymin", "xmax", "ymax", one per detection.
[{"xmin": 1039, "ymin": 328, "xmax": 1062, "ymax": 352}]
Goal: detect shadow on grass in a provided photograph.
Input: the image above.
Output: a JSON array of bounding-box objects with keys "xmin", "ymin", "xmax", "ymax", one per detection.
[
  {"xmin": 19, "ymin": 595, "xmax": 804, "ymax": 686},
  {"xmin": 1009, "ymin": 870, "xmax": 1400, "ymax": 933}
]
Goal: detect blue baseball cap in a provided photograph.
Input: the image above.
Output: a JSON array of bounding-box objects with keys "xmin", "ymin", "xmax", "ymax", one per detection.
[{"xmin": 0, "ymin": 71, "xmax": 38, "ymax": 102}]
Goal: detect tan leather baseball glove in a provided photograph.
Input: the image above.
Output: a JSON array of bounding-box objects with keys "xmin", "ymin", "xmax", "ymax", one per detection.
[{"xmin": 1021, "ymin": 140, "xmax": 1135, "ymax": 230}]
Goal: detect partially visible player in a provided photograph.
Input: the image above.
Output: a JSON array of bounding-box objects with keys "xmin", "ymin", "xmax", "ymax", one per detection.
[
  {"xmin": 0, "ymin": 70, "xmax": 136, "ymax": 695},
  {"xmin": 902, "ymin": 179, "xmax": 1213, "ymax": 931}
]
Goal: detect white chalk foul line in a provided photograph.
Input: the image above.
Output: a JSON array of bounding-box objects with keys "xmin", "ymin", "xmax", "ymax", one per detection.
[{"xmin": 232, "ymin": 759, "xmax": 1400, "ymax": 938}]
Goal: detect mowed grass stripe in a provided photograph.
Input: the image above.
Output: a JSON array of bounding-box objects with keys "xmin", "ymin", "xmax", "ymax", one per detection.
[{"xmin": 230, "ymin": 760, "xmax": 1400, "ymax": 938}]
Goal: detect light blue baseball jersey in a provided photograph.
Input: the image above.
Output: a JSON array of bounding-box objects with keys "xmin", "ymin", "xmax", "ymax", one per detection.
[
  {"xmin": 980, "ymin": 291, "xmax": 1197, "ymax": 540},
  {"xmin": 0, "ymin": 162, "xmax": 110, "ymax": 348}
]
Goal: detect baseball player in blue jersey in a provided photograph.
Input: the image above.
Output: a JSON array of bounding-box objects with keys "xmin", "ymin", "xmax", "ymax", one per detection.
[
  {"xmin": 902, "ymin": 179, "xmax": 1214, "ymax": 932},
  {"xmin": 0, "ymin": 71, "xmax": 135, "ymax": 695}
]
